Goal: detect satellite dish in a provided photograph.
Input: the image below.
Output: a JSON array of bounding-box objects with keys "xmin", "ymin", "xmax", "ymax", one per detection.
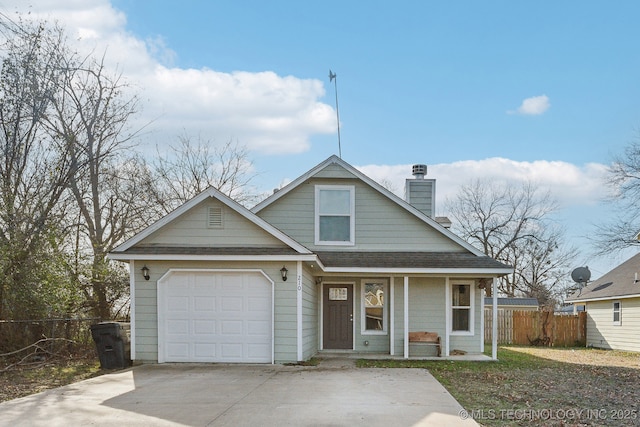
[{"xmin": 571, "ymin": 266, "xmax": 591, "ymax": 284}]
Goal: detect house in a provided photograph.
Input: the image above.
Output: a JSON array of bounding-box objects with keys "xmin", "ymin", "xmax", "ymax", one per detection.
[
  {"xmin": 483, "ymin": 297, "xmax": 539, "ymax": 311},
  {"xmin": 109, "ymin": 156, "xmax": 512, "ymax": 364},
  {"xmin": 565, "ymin": 252, "xmax": 640, "ymax": 352},
  {"xmin": 556, "ymin": 304, "xmax": 585, "ymax": 315}
]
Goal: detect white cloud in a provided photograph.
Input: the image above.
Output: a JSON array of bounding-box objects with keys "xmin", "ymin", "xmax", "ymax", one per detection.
[
  {"xmin": 509, "ymin": 94, "xmax": 551, "ymax": 115},
  {"xmin": 6, "ymin": 1, "xmax": 336, "ymax": 154},
  {"xmin": 357, "ymin": 158, "xmax": 609, "ymax": 214}
]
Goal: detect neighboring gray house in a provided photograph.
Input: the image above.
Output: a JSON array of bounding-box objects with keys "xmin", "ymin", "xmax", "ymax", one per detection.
[
  {"xmin": 566, "ymin": 253, "xmax": 640, "ymax": 352},
  {"xmin": 109, "ymin": 156, "xmax": 511, "ymax": 364},
  {"xmin": 483, "ymin": 297, "xmax": 539, "ymax": 311}
]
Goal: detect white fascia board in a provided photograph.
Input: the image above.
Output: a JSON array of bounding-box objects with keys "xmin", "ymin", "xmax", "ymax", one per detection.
[
  {"xmin": 252, "ymin": 155, "xmax": 487, "ymax": 257},
  {"xmin": 319, "ymin": 267, "xmax": 513, "ymax": 275},
  {"xmin": 112, "ymin": 186, "xmax": 310, "ymax": 255},
  {"xmin": 107, "ymin": 253, "xmax": 318, "ymax": 262},
  {"xmin": 566, "ymin": 293, "xmax": 640, "ymax": 304}
]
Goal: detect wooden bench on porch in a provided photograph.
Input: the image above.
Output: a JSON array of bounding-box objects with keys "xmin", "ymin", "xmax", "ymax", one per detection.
[{"xmin": 408, "ymin": 331, "xmax": 441, "ymax": 357}]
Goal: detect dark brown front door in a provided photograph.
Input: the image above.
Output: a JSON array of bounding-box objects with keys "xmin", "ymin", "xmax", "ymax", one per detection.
[{"xmin": 323, "ymin": 284, "xmax": 353, "ymax": 349}]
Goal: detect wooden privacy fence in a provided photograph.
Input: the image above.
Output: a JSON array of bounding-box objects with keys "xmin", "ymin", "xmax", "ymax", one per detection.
[{"xmin": 485, "ymin": 310, "xmax": 586, "ymax": 347}]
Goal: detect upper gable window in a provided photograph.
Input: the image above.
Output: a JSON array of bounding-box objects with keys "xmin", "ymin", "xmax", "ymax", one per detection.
[{"xmin": 315, "ymin": 185, "xmax": 355, "ymax": 245}]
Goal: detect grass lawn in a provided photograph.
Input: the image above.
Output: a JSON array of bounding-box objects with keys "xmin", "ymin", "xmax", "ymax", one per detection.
[{"xmin": 358, "ymin": 346, "xmax": 640, "ymax": 426}]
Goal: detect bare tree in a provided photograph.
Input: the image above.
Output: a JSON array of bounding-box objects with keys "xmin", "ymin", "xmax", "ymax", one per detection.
[
  {"xmin": 152, "ymin": 135, "xmax": 261, "ymax": 213},
  {"xmin": 446, "ymin": 179, "xmax": 577, "ymax": 306},
  {"xmin": 593, "ymin": 139, "xmax": 640, "ymax": 254},
  {"xmin": 0, "ymin": 18, "xmax": 78, "ymax": 319},
  {"xmin": 45, "ymin": 54, "xmax": 149, "ymax": 320}
]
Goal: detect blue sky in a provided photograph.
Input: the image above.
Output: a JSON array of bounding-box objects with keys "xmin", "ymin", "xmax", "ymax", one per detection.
[
  {"xmin": 6, "ymin": 1, "xmax": 640, "ymax": 278},
  {"xmin": 112, "ymin": 1, "xmax": 639, "ymax": 164}
]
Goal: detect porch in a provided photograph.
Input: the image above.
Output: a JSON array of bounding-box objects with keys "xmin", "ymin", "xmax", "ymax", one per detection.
[{"xmin": 317, "ymin": 350, "xmax": 494, "ymax": 362}]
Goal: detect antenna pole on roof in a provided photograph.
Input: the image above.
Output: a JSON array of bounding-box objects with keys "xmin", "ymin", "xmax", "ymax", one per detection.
[{"xmin": 328, "ymin": 69, "xmax": 342, "ymax": 158}]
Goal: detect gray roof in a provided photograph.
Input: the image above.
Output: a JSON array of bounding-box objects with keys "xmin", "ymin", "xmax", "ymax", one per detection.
[
  {"xmin": 316, "ymin": 251, "xmax": 511, "ymax": 270},
  {"xmin": 566, "ymin": 252, "xmax": 640, "ymax": 302},
  {"xmin": 483, "ymin": 297, "xmax": 539, "ymax": 306},
  {"xmin": 557, "ymin": 304, "xmax": 585, "ymax": 313},
  {"xmin": 117, "ymin": 246, "xmax": 511, "ymax": 273}
]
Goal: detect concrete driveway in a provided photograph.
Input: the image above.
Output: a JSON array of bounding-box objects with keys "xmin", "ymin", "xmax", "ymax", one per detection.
[{"xmin": 0, "ymin": 359, "xmax": 478, "ymax": 427}]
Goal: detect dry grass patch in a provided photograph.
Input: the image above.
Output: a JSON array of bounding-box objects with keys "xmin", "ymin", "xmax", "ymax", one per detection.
[
  {"xmin": 359, "ymin": 346, "xmax": 640, "ymax": 426},
  {"xmin": 0, "ymin": 357, "xmax": 102, "ymax": 403},
  {"xmin": 507, "ymin": 345, "xmax": 640, "ymax": 370}
]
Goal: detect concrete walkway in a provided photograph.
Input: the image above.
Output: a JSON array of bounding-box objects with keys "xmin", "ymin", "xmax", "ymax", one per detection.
[{"xmin": 0, "ymin": 360, "xmax": 478, "ymax": 427}]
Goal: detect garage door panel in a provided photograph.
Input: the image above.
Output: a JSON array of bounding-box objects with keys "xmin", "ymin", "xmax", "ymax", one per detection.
[
  {"xmin": 167, "ymin": 342, "xmax": 189, "ymax": 359},
  {"xmin": 167, "ymin": 320, "xmax": 189, "ymax": 334},
  {"xmin": 194, "ymin": 343, "xmax": 216, "ymax": 358},
  {"xmin": 167, "ymin": 296, "xmax": 189, "ymax": 311},
  {"xmin": 221, "ymin": 320, "xmax": 243, "ymax": 335},
  {"xmin": 221, "ymin": 343, "xmax": 243, "ymax": 358},
  {"xmin": 194, "ymin": 320, "xmax": 216, "ymax": 334},
  {"xmin": 159, "ymin": 271, "xmax": 272, "ymax": 363},
  {"xmin": 221, "ymin": 296, "xmax": 243, "ymax": 312},
  {"xmin": 247, "ymin": 320, "xmax": 270, "ymax": 335},
  {"xmin": 194, "ymin": 297, "xmax": 215, "ymax": 312},
  {"xmin": 248, "ymin": 343, "xmax": 270, "ymax": 358}
]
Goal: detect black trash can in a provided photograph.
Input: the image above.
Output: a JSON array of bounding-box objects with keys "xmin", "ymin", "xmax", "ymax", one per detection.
[{"xmin": 90, "ymin": 322, "xmax": 131, "ymax": 369}]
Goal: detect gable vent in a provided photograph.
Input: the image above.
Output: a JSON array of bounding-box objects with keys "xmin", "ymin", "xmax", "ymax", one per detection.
[{"xmin": 207, "ymin": 207, "xmax": 223, "ymax": 228}]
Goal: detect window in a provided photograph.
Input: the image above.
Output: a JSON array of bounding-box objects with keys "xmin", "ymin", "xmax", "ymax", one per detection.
[
  {"xmin": 361, "ymin": 281, "xmax": 386, "ymax": 334},
  {"xmin": 613, "ymin": 301, "xmax": 621, "ymax": 325},
  {"xmin": 451, "ymin": 283, "xmax": 473, "ymax": 334},
  {"xmin": 315, "ymin": 186, "xmax": 355, "ymax": 245}
]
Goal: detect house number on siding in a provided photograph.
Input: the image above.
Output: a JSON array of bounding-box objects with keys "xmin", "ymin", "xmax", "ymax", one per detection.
[{"xmin": 297, "ymin": 275, "xmax": 302, "ymax": 291}]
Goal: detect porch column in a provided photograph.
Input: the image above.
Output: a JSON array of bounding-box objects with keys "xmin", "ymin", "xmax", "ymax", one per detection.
[
  {"xmin": 129, "ymin": 260, "xmax": 136, "ymax": 361},
  {"xmin": 492, "ymin": 278, "xmax": 498, "ymax": 360},
  {"xmin": 389, "ymin": 276, "xmax": 395, "ymax": 356},
  {"xmin": 403, "ymin": 276, "xmax": 409, "ymax": 358},
  {"xmin": 296, "ymin": 261, "xmax": 303, "ymax": 361}
]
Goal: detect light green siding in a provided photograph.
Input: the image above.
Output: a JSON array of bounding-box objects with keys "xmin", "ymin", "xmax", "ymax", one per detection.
[
  {"xmin": 301, "ymin": 267, "xmax": 319, "ymax": 360},
  {"xmin": 586, "ymin": 298, "xmax": 640, "ymax": 352},
  {"xmin": 392, "ymin": 278, "xmax": 405, "ymax": 356},
  {"xmin": 139, "ymin": 199, "xmax": 286, "ymax": 247},
  {"xmin": 407, "ymin": 278, "xmax": 446, "ymax": 357},
  {"xmin": 257, "ymin": 178, "xmax": 464, "ymax": 252},
  {"xmin": 131, "ymin": 260, "xmax": 300, "ymax": 363}
]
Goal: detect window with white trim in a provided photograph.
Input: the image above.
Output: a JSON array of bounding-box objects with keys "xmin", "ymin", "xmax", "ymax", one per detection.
[
  {"xmin": 451, "ymin": 283, "xmax": 473, "ymax": 334},
  {"xmin": 315, "ymin": 185, "xmax": 355, "ymax": 245},
  {"xmin": 361, "ymin": 280, "xmax": 387, "ymax": 334},
  {"xmin": 613, "ymin": 301, "xmax": 621, "ymax": 325}
]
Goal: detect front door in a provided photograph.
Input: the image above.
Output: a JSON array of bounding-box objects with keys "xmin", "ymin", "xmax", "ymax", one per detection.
[{"xmin": 323, "ymin": 284, "xmax": 353, "ymax": 349}]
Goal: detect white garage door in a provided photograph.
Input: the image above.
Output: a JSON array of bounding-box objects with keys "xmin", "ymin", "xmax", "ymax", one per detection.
[{"xmin": 158, "ymin": 270, "xmax": 272, "ymax": 363}]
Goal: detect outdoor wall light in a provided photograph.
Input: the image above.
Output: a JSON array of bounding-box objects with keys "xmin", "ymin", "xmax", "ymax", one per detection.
[
  {"xmin": 280, "ymin": 266, "xmax": 288, "ymax": 281},
  {"xmin": 141, "ymin": 265, "xmax": 150, "ymax": 281}
]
